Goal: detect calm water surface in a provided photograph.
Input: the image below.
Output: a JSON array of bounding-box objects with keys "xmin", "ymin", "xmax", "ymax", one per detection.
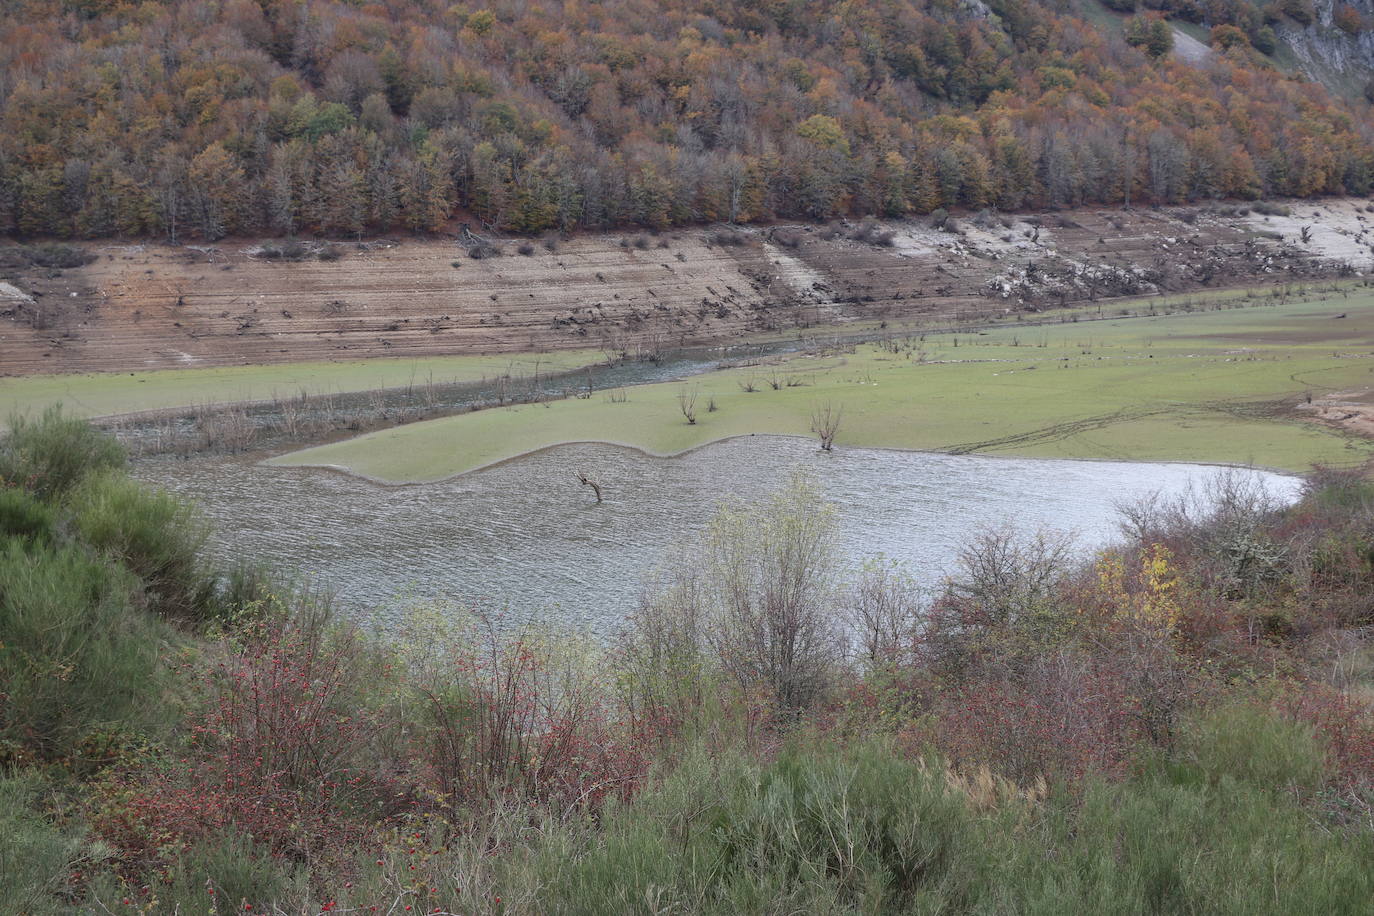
[{"xmin": 135, "ymin": 438, "xmax": 1301, "ymax": 634}]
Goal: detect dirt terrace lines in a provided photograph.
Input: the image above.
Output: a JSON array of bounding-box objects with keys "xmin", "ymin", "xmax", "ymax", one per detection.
[{"xmin": 1, "ymin": 200, "xmax": 1363, "ymax": 376}]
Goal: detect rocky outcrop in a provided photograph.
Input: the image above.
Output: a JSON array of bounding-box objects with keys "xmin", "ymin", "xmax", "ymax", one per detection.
[{"xmin": 1277, "ymin": 0, "xmax": 1374, "ymax": 97}]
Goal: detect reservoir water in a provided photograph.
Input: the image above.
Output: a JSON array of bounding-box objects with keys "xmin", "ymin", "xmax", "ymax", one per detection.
[{"xmin": 135, "ymin": 437, "xmax": 1302, "ymax": 634}]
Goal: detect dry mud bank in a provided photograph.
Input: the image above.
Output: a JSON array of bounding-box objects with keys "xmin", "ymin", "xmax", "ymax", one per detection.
[{"xmin": 3, "ymin": 199, "xmax": 1371, "ymax": 376}]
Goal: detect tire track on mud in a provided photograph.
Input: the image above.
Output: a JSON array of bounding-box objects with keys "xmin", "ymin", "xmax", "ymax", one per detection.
[{"xmin": 943, "ymin": 399, "xmax": 1292, "ymax": 455}]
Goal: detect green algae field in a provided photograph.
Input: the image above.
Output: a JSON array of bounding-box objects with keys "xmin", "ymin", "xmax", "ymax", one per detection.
[
  {"xmin": 270, "ymin": 295, "xmax": 1374, "ymax": 482},
  {"xmin": 0, "ymin": 349, "xmax": 605, "ymax": 421}
]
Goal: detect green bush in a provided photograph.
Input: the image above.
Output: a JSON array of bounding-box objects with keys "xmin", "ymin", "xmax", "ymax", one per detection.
[
  {"xmin": 0, "ymin": 773, "xmax": 88, "ymax": 916},
  {"xmin": 1172, "ymin": 703, "xmax": 1325, "ymax": 794},
  {"xmin": 538, "ymin": 743, "xmax": 985, "ymax": 913},
  {"xmin": 0, "ymin": 487, "xmax": 55, "ymax": 544},
  {"xmin": 70, "ymin": 470, "xmax": 213, "ymax": 622},
  {"xmin": 0, "ymin": 405, "xmax": 125, "ymax": 500},
  {"xmin": 159, "ymin": 831, "xmax": 307, "ymax": 912},
  {"xmin": 1005, "ymin": 772, "xmax": 1374, "ymax": 914},
  {"xmin": 533, "ymin": 739, "xmax": 1373, "ymax": 913},
  {"xmin": 0, "ymin": 541, "xmax": 163, "ymax": 762}
]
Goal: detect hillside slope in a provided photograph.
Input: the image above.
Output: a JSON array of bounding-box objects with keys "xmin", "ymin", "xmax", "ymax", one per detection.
[{"xmin": 1, "ymin": 0, "xmax": 1372, "ymax": 244}]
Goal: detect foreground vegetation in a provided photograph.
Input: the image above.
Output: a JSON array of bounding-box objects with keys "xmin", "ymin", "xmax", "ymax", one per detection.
[
  {"xmin": 274, "ymin": 291, "xmax": 1374, "ymax": 481},
  {"xmin": 3, "ymin": 408, "xmax": 1374, "ymax": 913}
]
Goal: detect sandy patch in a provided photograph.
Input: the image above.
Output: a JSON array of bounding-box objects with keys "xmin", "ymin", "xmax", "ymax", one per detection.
[
  {"xmin": 1242, "ymin": 199, "xmax": 1374, "ymax": 268},
  {"xmin": 1300, "ymin": 388, "xmax": 1374, "ymax": 438}
]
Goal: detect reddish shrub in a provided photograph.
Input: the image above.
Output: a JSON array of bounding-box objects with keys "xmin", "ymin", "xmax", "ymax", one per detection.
[
  {"xmin": 1280, "ymin": 683, "xmax": 1374, "ymax": 789},
  {"xmin": 412, "ymin": 622, "xmax": 652, "ymax": 811},
  {"xmin": 94, "ymin": 619, "xmax": 406, "ymax": 872},
  {"xmin": 915, "ymin": 657, "xmax": 1147, "ymax": 785}
]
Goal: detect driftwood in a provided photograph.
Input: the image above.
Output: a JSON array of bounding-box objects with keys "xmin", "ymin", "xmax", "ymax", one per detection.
[{"xmin": 576, "ymin": 471, "xmax": 603, "ymax": 503}]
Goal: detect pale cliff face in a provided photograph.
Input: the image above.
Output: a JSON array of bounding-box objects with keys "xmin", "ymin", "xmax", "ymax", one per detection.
[{"xmin": 1277, "ymin": 0, "xmax": 1374, "ymax": 98}]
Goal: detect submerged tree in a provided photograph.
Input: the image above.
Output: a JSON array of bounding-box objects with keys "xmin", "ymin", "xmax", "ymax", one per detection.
[{"xmin": 810, "ymin": 402, "xmax": 843, "ymax": 451}]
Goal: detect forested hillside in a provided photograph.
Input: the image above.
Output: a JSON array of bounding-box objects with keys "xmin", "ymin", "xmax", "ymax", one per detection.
[{"xmin": 1, "ymin": 0, "xmax": 1372, "ymax": 241}]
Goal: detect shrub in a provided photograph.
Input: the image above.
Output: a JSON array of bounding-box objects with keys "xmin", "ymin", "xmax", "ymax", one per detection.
[
  {"xmin": 0, "ymin": 405, "xmax": 125, "ymax": 500},
  {"xmin": 538, "ymin": 743, "xmax": 985, "ymax": 913},
  {"xmin": 161, "ymin": 831, "xmax": 307, "ymax": 912},
  {"xmin": 1278, "ymin": 685, "xmax": 1374, "ymax": 791},
  {"xmin": 403, "ymin": 606, "xmax": 649, "ymax": 811},
  {"xmin": 0, "ymin": 773, "xmax": 88, "ymax": 915},
  {"xmin": 70, "ymin": 470, "xmax": 212, "ymax": 622},
  {"xmin": 845, "ymin": 558, "xmax": 923, "ymax": 669},
  {"xmin": 697, "ymin": 473, "xmax": 843, "ymax": 711},
  {"xmin": 1024, "ymin": 770, "xmax": 1374, "ymax": 913},
  {"xmin": 0, "ymin": 243, "xmax": 98, "ymax": 269},
  {"xmin": 1252, "ymin": 200, "xmax": 1291, "ymax": 216},
  {"xmin": 0, "ymin": 486, "xmax": 55, "ymax": 544},
  {"xmin": 517, "ymin": 241, "xmax": 536, "ymax": 255},
  {"xmin": 0, "ymin": 541, "xmax": 162, "ymax": 764},
  {"xmin": 849, "ymin": 218, "xmax": 895, "ymax": 246},
  {"xmin": 95, "ymin": 614, "xmax": 401, "ymax": 871},
  {"xmin": 257, "ymin": 241, "xmax": 311, "ymax": 261},
  {"xmin": 924, "ymin": 656, "xmax": 1147, "ymax": 784},
  {"xmin": 1175, "ymin": 703, "xmax": 1325, "ymax": 795},
  {"xmin": 921, "ymin": 528, "xmax": 1074, "ymax": 677}
]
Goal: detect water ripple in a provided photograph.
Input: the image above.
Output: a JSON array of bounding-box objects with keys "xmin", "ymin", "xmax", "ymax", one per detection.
[{"xmin": 134, "ymin": 438, "xmax": 1302, "ymax": 636}]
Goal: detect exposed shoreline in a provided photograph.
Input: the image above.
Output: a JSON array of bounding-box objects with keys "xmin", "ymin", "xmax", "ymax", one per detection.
[{"xmin": 265, "ymin": 431, "xmax": 1308, "ymax": 489}]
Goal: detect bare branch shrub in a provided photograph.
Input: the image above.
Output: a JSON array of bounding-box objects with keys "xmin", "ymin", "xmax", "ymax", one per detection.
[
  {"xmin": 846, "ymin": 559, "xmax": 925, "ymax": 668},
  {"xmin": 628, "ymin": 473, "xmax": 843, "ymax": 716},
  {"xmin": 618, "ymin": 558, "xmax": 711, "ymax": 741},
  {"xmin": 922, "ymin": 528, "xmax": 1075, "ymax": 679},
  {"xmin": 401, "ymin": 606, "xmax": 642, "ymax": 811},
  {"xmin": 704, "ymin": 473, "xmax": 843, "ymax": 711},
  {"xmin": 677, "ymin": 386, "xmax": 698, "ymax": 424},
  {"xmin": 810, "ymin": 401, "xmax": 843, "ymax": 450},
  {"xmin": 1116, "ymin": 470, "xmax": 1288, "ymax": 598}
]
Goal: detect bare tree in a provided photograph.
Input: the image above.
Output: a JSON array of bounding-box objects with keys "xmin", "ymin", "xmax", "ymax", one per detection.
[
  {"xmin": 921, "ymin": 527, "xmax": 1075, "ymax": 679},
  {"xmin": 703, "ymin": 472, "xmax": 842, "ymax": 711},
  {"xmin": 846, "ymin": 559, "xmax": 925, "ymax": 667},
  {"xmin": 677, "ymin": 386, "xmax": 699, "ymax": 425},
  {"xmin": 810, "ymin": 401, "xmax": 843, "ymax": 450}
]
